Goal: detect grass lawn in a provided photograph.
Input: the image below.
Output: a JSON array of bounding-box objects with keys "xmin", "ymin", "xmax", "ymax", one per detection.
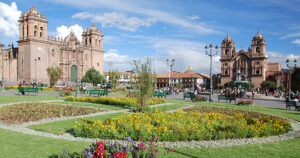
[
  {"xmin": 167, "ymin": 99, "xmax": 300, "ymax": 121},
  {"xmin": 0, "ymin": 128, "xmax": 90, "ymax": 158},
  {"xmin": 0, "ymin": 95, "xmax": 62, "ymax": 104},
  {"xmin": 151, "ymin": 104, "xmax": 192, "ymax": 111},
  {"xmin": 53, "ymin": 101, "xmax": 125, "ymax": 110},
  {"xmin": 28, "ymin": 113, "xmax": 124, "ymax": 135},
  {"xmin": 0, "ymin": 127, "xmax": 299, "ymax": 158},
  {"xmin": 1, "ymin": 96, "xmax": 300, "ymax": 157}
]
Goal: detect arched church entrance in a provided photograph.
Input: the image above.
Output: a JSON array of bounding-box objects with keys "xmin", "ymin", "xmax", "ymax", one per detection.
[{"xmin": 70, "ymin": 65, "xmax": 78, "ymax": 82}]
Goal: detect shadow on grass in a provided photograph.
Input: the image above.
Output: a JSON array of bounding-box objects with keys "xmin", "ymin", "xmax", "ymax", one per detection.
[{"xmin": 165, "ymin": 147, "xmax": 199, "ymax": 158}]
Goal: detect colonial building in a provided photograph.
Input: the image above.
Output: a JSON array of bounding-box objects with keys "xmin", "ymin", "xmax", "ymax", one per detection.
[
  {"xmin": 157, "ymin": 66, "xmax": 210, "ymax": 89},
  {"xmin": 0, "ymin": 6, "xmax": 104, "ymax": 85},
  {"xmin": 220, "ymin": 32, "xmax": 281, "ymax": 88},
  {"xmin": 104, "ymin": 71, "xmax": 134, "ymax": 88}
]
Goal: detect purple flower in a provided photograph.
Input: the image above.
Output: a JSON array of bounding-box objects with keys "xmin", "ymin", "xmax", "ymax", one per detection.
[
  {"xmin": 126, "ymin": 137, "xmax": 134, "ymax": 143},
  {"xmin": 109, "ymin": 145, "xmax": 116, "ymax": 150}
]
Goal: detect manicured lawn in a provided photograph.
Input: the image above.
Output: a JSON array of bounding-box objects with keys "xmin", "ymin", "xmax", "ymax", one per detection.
[
  {"xmin": 0, "ymin": 95, "xmax": 62, "ymax": 104},
  {"xmin": 0, "ymin": 128, "xmax": 90, "ymax": 158},
  {"xmin": 0, "ymin": 96, "xmax": 299, "ymax": 157},
  {"xmin": 28, "ymin": 113, "xmax": 124, "ymax": 135},
  {"xmin": 166, "ymin": 138, "xmax": 300, "ymax": 158},
  {"xmin": 151, "ymin": 104, "xmax": 192, "ymax": 111},
  {"xmin": 0, "ymin": 127, "xmax": 299, "ymax": 158},
  {"xmin": 167, "ymin": 99, "xmax": 300, "ymax": 121},
  {"xmin": 53, "ymin": 101, "xmax": 125, "ymax": 110}
]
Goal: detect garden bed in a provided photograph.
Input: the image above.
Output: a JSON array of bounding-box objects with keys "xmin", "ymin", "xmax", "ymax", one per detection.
[
  {"xmin": 74, "ymin": 107, "xmax": 291, "ymax": 141},
  {"xmin": 65, "ymin": 96, "xmax": 166, "ymax": 108},
  {"xmin": 0, "ymin": 103, "xmax": 105, "ymax": 124}
]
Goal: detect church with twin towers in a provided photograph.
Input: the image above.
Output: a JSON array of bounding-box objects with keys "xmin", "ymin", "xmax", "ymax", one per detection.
[{"xmin": 0, "ymin": 6, "xmax": 104, "ymax": 84}]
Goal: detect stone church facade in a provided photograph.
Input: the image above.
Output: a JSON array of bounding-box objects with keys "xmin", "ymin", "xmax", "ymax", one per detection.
[
  {"xmin": 220, "ymin": 32, "xmax": 281, "ymax": 88},
  {"xmin": 0, "ymin": 6, "xmax": 104, "ymax": 85}
]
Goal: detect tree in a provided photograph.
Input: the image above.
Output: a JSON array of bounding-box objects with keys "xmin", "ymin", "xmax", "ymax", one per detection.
[
  {"xmin": 175, "ymin": 83, "xmax": 183, "ymax": 90},
  {"xmin": 260, "ymin": 81, "xmax": 277, "ymax": 91},
  {"xmin": 217, "ymin": 84, "xmax": 224, "ymax": 89},
  {"xmin": 131, "ymin": 58, "xmax": 155, "ymax": 112},
  {"xmin": 278, "ymin": 85, "xmax": 286, "ymax": 92},
  {"xmin": 291, "ymin": 67, "xmax": 300, "ymax": 91},
  {"xmin": 81, "ymin": 68, "xmax": 106, "ymax": 85},
  {"xmin": 109, "ymin": 70, "xmax": 120, "ymax": 90},
  {"xmin": 46, "ymin": 66, "xmax": 63, "ymax": 88}
]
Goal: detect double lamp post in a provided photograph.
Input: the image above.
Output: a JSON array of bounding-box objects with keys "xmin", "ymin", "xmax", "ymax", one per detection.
[
  {"xmin": 205, "ymin": 44, "xmax": 219, "ymax": 102},
  {"xmin": 286, "ymin": 58, "xmax": 297, "ymax": 100}
]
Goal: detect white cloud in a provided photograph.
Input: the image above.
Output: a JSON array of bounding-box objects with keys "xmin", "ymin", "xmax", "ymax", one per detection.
[
  {"xmin": 291, "ymin": 39, "xmax": 300, "ymax": 46},
  {"xmin": 267, "ymin": 51, "xmax": 299, "ymax": 68},
  {"xmin": 72, "ymin": 12, "xmax": 156, "ymax": 32},
  {"xmin": 104, "ymin": 49, "xmax": 134, "ymax": 71},
  {"xmin": 114, "ymin": 34, "xmax": 221, "ymax": 74},
  {"xmin": 187, "ymin": 15, "xmax": 200, "ymax": 20},
  {"xmin": 50, "ymin": 0, "xmax": 219, "ymax": 34},
  {"xmin": 56, "ymin": 24, "xmax": 83, "ymax": 42},
  {"xmin": 0, "ymin": 2, "xmax": 21, "ymax": 37},
  {"xmin": 280, "ymin": 32, "xmax": 300, "ymax": 39}
]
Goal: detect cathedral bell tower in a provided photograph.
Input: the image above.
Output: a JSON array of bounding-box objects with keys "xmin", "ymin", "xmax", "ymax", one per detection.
[
  {"xmin": 220, "ymin": 35, "xmax": 235, "ymax": 84},
  {"xmin": 19, "ymin": 6, "xmax": 48, "ymax": 41},
  {"xmin": 251, "ymin": 32, "xmax": 266, "ymax": 58}
]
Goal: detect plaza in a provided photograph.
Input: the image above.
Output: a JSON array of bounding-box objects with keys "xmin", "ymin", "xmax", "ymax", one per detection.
[{"xmin": 0, "ymin": 1, "xmax": 299, "ymax": 158}]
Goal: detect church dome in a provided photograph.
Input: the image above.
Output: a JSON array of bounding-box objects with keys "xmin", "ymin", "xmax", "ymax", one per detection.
[
  {"xmin": 88, "ymin": 24, "xmax": 99, "ymax": 32},
  {"xmin": 253, "ymin": 32, "xmax": 264, "ymax": 40},
  {"xmin": 223, "ymin": 35, "xmax": 233, "ymax": 43}
]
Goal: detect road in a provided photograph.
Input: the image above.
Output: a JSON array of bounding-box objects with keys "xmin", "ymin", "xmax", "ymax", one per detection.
[{"xmin": 167, "ymin": 94, "xmax": 288, "ymax": 110}]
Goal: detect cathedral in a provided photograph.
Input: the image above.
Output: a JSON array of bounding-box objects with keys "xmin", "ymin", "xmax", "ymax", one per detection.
[
  {"xmin": 220, "ymin": 32, "xmax": 281, "ymax": 88},
  {"xmin": 0, "ymin": 6, "xmax": 104, "ymax": 85}
]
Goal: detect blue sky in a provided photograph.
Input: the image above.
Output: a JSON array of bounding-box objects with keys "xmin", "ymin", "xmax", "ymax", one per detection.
[{"xmin": 0, "ymin": 0, "xmax": 299, "ymax": 74}]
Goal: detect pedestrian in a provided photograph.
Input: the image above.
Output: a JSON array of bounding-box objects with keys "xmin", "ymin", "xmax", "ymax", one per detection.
[
  {"xmin": 252, "ymin": 90, "xmax": 255, "ymax": 98},
  {"xmin": 18, "ymin": 83, "xmax": 25, "ymax": 95}
]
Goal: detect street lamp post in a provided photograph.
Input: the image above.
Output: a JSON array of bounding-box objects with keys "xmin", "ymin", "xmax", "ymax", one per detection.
[
  {"xmin": 286, "ymin": 59, "xmax": 298, "ymax": 100},
  {"xmin": 205, "ymin": 44, "xmax": 219, "ymax": 102},
  {"xmin": 166, "ymin": 58, "xmax": 175, "ymax": 95},
  {"xmin": 0, "ymin": 43, "xmax": 4, "ymax": 91},
  {"xmin": 192, "ymin": 74, "xmax": 194, "ymax": 92}
]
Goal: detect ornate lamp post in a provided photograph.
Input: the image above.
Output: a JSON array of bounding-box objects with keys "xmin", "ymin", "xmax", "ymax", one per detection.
[
  {"xmin": 192, "ymin": 74, "xmax": 195, "ymax": 92},
  {"xmin": 205, "ymin": 44, "xmax": 219, "ymax": 101},
  {"xmin": 0, "ymin": 42, "xmax": 4, "ymax": 91},
  {"xmin": 166, "ymin": 58, "xmax": 175, "ymax": 95},
  {"xmin": 286, "ymin": 58, "xmax": 298, "ymax": 100}
]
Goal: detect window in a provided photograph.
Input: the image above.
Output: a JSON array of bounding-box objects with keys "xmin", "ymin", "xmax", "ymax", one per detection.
[
  {"xmin": 256, "ymin": 70, "xmax": 260, "ymax": 75},
  {"xmin": 85, "ymin": 54, "xmax": 87, "ymax": 60},
  {"xmin": 225, "ymin": 63, "xmax": 228, "ymax": 66},
  {"xmin": 34, "ymin": 25, "xmax": 37, "ymax": 36},
  {"xmin": 40, "ymin": 27, "xmax": 43, "ymax": 37},
  {"xmin": 225, "ymin": 49, "xmax": 229, "ymax": 56},
  {"xmin": 97, "ymin": 62, "xmax": 99, "ymax": 66},
  {"xmin": 256, "ymin": 47, "xmax": 260, "ymax": 53},
  {"xmin": 51, "ymin": 49, "xmax": 55, "ymax": 56},
  {"xmin": 38, "ymin": 57, "xmax": 41, "ymax": 61},
  {"xmin": 21, "ymin": 59, "xmax": 23, "ymax": 64},
  {"xmin": 225, "ymin": 70, "xmax": 228, "ymax": 75},
  {"xmin": 256, "ymin": 62, "xmax": 260, "ymax": 65}
]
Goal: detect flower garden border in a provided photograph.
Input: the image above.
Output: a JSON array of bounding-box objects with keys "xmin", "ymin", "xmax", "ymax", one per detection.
[{"xmin": 0, "ymin": 101, "xmax": 299, "ymax": 149}]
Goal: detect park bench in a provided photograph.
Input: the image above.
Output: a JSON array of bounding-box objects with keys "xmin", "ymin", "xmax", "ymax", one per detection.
[
  {"xmin": 18, "ymin": 87, "xmax": 39, "ymax": 95},
  {"xmin": 286, "ymin": 100, "xmax": 300, "ymax": 111},
  {"xmin": 153, "ymin": 92, "xmax": 167, "ymax": 99},
  {"xmin": 89, "ymin": 90, "xmax": 108, "ymax": 97},
  {"xmin": 218, "ymin": 95, "xmax": 237, "ymax": 104},
  {"xmin": 183, "ymin": 92, "xmax": 196, "ymax": 102}
]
